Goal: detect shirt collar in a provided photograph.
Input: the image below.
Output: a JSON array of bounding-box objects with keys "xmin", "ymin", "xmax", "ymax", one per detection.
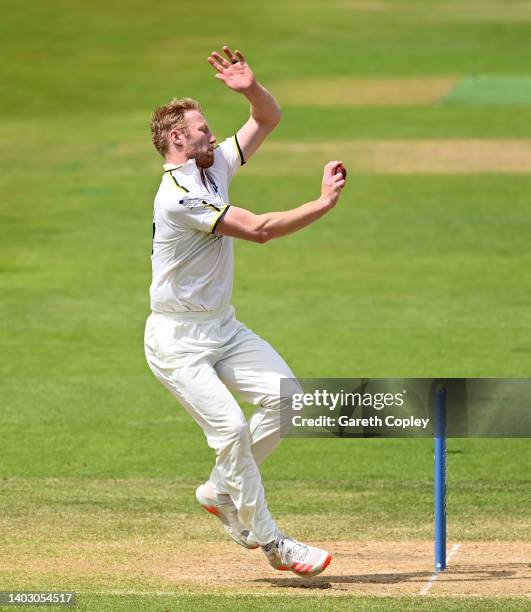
[{"xmin": 163, "ymin": 158, "xmax": 198, "ymax": 174}]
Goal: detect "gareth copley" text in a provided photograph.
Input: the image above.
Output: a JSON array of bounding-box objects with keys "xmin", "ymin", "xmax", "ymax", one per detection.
[{"xmin": 292, "ymin": 415, "xmax": 430, "ymax": 429}]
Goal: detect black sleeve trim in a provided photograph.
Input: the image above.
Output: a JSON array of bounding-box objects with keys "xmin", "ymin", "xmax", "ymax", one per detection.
[
  {"xmin": 203, "ymin": 199, "xmax": 220, "ymax": 212},
  {"xmin": 211, "ymin": 205, "xmax": 230, "ymax": 234},
  {"xmin": 234, "ymin": 134, "xmax": 245, "ymax": 166}
]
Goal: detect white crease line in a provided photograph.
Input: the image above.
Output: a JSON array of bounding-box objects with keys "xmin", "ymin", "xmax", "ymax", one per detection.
[{"xmin": 419, "ymin": 543, "xmax": 461, "ymax": 596}]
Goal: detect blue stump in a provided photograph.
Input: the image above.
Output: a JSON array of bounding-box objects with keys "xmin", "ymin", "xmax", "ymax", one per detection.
[{"xmin": 434, "ymin": 387, "xmax": 447, "ymax": 572}]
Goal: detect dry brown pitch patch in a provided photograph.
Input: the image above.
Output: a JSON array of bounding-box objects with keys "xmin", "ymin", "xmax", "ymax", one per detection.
[
  {"xmin": 2, "ymin": 540, "xmax": 530, "ymax": 597},
  {"xmin": 247, "ymin": 139, "xmax": 531, "ymax": 175},
  {"xmin": 271, "ymin": 76, "xmax": 459, "ymax": 107}
]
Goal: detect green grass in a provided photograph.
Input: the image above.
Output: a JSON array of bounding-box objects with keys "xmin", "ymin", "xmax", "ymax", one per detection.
[
  {"xmin": 67, "ymin": 595, "xmax": 531, "ymax": 611},
  {"xmin": 3, "ymin": 595, "xmax": 530, "ymax": 612},
  {"xmin": 3, "ymin": 0, "xmax": 531, "ymax": 120},
  {"xmin": 0, "ymin": 453, "xmax": 528, "ymax": 541},
  {"xmin": 1, "ymin": 0, "xmax": 530, "ymax": 609},
  {"xmin": 444, "ymin": 75, "xmax": 531, "ymax": 105}
]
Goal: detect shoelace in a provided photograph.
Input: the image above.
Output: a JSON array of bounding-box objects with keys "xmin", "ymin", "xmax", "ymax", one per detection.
[{"xmin": 278, "ymin": 538, "xmax": 309, "ymax": 564}]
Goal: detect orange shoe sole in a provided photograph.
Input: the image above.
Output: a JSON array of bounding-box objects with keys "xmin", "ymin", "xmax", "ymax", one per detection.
[{"xmin": 292, "ymin": 554, "xmax": 332, "ymax": 577}]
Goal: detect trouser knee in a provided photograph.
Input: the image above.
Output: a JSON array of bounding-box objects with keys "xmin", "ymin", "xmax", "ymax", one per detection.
[{"xmin": 219, "ymin": 420, "xmax": 252, "ymax": 450}]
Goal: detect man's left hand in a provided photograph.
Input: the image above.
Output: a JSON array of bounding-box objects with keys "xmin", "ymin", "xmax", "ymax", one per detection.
[{"xmin": 207, "ymin": 46, "xmax": 256, "ymax": 94}]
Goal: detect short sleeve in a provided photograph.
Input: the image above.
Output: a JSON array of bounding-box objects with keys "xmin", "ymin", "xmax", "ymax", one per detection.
[
  {"xmin": 213, "ymin": 134, "xmax": 245, "ymax": 184},
  {"xmin": 164, "ymin": 195, "xmax": 230, "ymax": 234}
]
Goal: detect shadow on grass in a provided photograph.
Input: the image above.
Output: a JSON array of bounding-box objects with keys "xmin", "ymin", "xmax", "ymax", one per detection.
[{"xmin": 254, "ymin": 564, "xmax": 523, "ymax": 590}]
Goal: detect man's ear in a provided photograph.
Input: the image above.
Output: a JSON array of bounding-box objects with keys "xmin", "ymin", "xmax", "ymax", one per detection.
[{"xmin": 169, "ymin": 128, "xmax": 183, "ymax": 148}]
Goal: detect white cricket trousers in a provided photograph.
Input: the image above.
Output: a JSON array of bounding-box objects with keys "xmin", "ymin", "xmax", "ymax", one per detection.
[{"xmin": 144, "ymin": 305, "xmax": 297, "ymax": 545}]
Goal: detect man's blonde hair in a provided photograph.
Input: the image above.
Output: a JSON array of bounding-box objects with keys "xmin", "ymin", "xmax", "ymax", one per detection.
[{"xmin": 150, "ymin": 97, "xmax": 202, "ymax": 157}]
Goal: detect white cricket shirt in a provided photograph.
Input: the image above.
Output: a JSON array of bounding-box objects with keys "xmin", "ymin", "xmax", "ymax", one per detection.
[{"xmin": 149, "ymin": 135, "xmax": 244, "ymax": 313}]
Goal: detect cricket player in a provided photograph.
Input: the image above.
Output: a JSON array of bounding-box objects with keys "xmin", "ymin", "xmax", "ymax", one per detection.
[{"xmin": 145, "ymin": 46, "xmax": 345, "ymax": 577}]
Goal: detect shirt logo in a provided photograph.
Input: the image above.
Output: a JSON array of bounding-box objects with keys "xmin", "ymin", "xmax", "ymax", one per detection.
[{"xmin": 179, "ymin": 197, "xmax": 212, "ymax": 210}]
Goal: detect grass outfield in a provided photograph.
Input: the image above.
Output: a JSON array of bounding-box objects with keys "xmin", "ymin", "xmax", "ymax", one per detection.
[
  {"xmin": 20, "ymin": 595, "xmax": 531, "ymax": 612},
  {"xmin": 1, "ymin": 0, "xmax": 530, "ymax": 609}
]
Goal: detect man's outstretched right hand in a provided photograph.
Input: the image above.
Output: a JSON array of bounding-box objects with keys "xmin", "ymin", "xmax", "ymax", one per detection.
[{"xmin": 320, "ymin": 161, "xmax": 347, "ymax": 207}]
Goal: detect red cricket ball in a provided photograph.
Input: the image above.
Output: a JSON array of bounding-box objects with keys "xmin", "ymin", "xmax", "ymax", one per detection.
[{"xmin": 336, "ymin": 163, "xmax": 347, "ymax": 179}]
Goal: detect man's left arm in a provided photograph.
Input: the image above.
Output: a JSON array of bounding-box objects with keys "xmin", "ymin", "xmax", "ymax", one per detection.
[{"xmin": 207, "ymin": 46, "xmax": 281, "ymax": 162}]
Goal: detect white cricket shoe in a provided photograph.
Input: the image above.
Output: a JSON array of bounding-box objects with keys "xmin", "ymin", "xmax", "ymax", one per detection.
[
  {"xmin": 195, "ymin": 483, "xmax": 259, "ymax": 550},
  {"xmin": 262, "ymin": 534, "xmax": 332, "ymax": 577}
]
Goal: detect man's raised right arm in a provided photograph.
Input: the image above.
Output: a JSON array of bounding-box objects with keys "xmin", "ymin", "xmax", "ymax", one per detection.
[{"xmin": 216, "ymin": 161, "xmax": 346, "ymax": 244}]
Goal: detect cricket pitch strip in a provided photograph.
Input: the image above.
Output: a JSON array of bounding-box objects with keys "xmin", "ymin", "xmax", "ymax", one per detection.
[{"xmin": 3, "ymin": 540, "xmax": 529, "ymax": 598}]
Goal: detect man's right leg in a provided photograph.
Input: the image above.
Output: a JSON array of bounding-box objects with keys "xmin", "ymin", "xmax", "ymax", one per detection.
[{"xmin": 144, "ymin": 312, "xmax": 278, "ymax": 546}]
